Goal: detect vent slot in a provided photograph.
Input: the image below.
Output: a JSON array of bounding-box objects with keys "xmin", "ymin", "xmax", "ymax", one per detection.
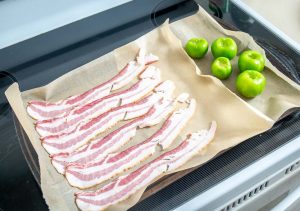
[
  {"xmin": 219, "ymin": 181, "xmax": 269, "ymax": 211},
  {"xmin": 285, "ymin": 160, "xmax": 300, "ymax": 175}
]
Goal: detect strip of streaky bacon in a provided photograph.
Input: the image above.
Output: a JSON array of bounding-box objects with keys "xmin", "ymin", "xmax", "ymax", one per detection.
[
  {"xmin": 42, "ymin": 80, "xmax": 175, "ymax": 155},
  {"xmin": 65, "ymin": 98, "xmax": 196, "ymax": 189},
  {"xmin": 26, "ymin": 48, "xmax": 158, "ymax": 121},
  {"xmin": 51, "ymin": 93, "xmax": 176, "ymax": 175},
  {"xmin": 75, "ymin": 121, "xmax": 217, "ymax": 211},
  {"xmin": 35, "ymin": 66, "xmax": 161, "ymax": 137}
]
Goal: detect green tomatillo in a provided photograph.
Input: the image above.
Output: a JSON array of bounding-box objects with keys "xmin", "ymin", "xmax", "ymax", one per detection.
[
  {"xmin": 236, "ymin": 70, "xmax": 266, "ymax": 98},
  {"xmin": 185, "ymin": 38, "xmax": 209, "ymax": 59},
  {"xmin": 238, "ymin": 50, "xmax": 265, "ymax": 72},
  {"xmin": 211, "ymin": 57, "xmax": 232, "ymax": 80},
  {"xmin": 211, "ymin": 37, "xmax": 237, "ymax": 60}
]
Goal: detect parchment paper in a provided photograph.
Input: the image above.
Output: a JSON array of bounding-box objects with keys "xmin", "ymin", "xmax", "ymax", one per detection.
[{"xmin": 5, "ymin": 6, "xmax": 300, "ymax": 211}]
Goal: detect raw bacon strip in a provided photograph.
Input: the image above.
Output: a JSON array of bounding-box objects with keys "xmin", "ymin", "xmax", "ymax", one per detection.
[
  {"xmin": 27, "ymin": 48, "xmax": 158, "ymax": 120},
  {"xmin": 35, "ymin": 66, "xmax": 161, "ymax": 137},
  {"xmin": 51, "ymin": 96, "xmax": 175, "ymax": 175},
  {"xmin": 75, "ymin": 121, "xmax": 217, "ymax": 211},
  {"xmin": 42, "ymin": 81, "xmax": 174, "ymax": 155},
  {"xmin": 65, "ymin": 99, "xmax": 196, "ymax": 189}
]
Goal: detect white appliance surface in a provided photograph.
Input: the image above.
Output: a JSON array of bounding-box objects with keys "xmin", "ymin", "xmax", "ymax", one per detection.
[
  {"xmin": 0, "ymin": 0, "xmax": 132, "ymax": 49},
  {"xmin": 232, "ymin": 0, "xmax": 300, "ymax": 53}
]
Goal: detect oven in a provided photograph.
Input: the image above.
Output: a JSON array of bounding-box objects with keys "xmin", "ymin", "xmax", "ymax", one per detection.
[{"xmin": 0, "ymin": 1, "xmax": 299, "ymax": 210}]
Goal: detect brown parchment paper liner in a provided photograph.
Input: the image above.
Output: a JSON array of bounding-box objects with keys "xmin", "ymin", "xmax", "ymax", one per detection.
[{"xmin": 5, "ymin": 7, "xmax": 300, "ymax": 211}]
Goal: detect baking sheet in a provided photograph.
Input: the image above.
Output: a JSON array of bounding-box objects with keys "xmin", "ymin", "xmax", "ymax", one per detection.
[{"xmin": 5, "ymin": 7, "xmax": 300, "ymax": 211}]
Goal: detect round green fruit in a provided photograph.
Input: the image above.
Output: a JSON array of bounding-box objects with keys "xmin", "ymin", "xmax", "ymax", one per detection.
[
  {"xmin": 236, "ymin": 70, "xmax": 266, "ymax": 98},
  {"xmin": 238, "ymin": 50, "xmax": 265, "ymax": 72},
  {"xmin": 211, "ymin": 37, "xmax": 237, "ymax": 60},
  {"xmin": 211, "ymin": 57, "xmax": 232, "ymax": 80},
  {"xmin": 185, "ymin": 38, "xmax": 209, "ymax": 59}
]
